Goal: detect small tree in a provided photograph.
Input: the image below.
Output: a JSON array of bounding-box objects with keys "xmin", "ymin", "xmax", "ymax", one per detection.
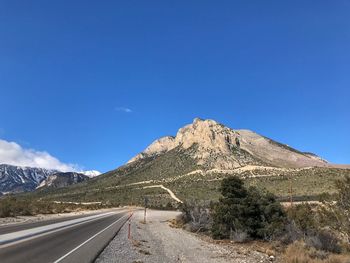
[{"xmin": 211, "ymin": 176, "xmax": 286, "ymax": 241}]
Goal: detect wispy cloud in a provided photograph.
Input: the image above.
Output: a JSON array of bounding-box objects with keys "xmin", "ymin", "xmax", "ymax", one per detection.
[
  {"xmin": 115, "ymin": 107, "xmax": 133, "ymax": 113},
  {"xmin": 0, "ymin": 139, "xmax": 100, "ymax": 175}
]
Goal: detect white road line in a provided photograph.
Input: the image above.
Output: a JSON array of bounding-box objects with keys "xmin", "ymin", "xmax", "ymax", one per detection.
[
  {"xmin": 0, "ymin": 212, "xmax": 116, "ymax": 245},
  {"xmin": 53, "ymin": 213, "xmax": 129, "ymax": 263},
  {"xmin": 0, "ymin": 212, "xmax": 123, "ymax": 249}
]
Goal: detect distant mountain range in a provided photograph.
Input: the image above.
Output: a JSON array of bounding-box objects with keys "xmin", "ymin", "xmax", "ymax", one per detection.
[{"xmin": 0, "ymin": 164, "xmax": 100, "ymax": 194}]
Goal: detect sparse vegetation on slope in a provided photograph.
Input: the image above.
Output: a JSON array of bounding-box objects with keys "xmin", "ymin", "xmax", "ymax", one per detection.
[
  {"xmin": 282, "ymin": 241, "xmax": 349, "ymax": 263},
  {"xmin": 20, "ymin": 159, "xmax": 350, "ymax": 209},
  {"xmin": 0, "ymin": 196, "xmax": 106, "ymax": 217},
  {"xmin": 8, "ymin": 119, "xmax": 350, "ymax": 211}
]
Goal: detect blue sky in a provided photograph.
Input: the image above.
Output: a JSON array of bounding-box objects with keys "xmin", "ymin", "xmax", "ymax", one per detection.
[{"xmin": 1, "ymin": 1, "xmax": 349, "ymax": 172}]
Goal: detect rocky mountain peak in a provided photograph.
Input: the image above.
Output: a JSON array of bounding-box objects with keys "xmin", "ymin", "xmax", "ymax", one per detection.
[
  {"xmin": 127, "ymin": 136, "xmax": 175, "ymax": 163},
  {"xmin": 128, "ymin": 118, "xmax": 242, "ymax": 166},
  {"xmin": 174, "ymin": 118, "xmax": 237, "ymax": 152},
  {"xmin": 128, "ymin": 118, "xmax": 329, "ymax": 169}
]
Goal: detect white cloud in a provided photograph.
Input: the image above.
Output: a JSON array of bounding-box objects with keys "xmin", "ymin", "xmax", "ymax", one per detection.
[
  {"xmin": 115, "ymin": 107, "xmax": 132, "ymax": 113},
  {"xmin": 0, "ymin": 139, "xmax": 93, "ymax": 173}
]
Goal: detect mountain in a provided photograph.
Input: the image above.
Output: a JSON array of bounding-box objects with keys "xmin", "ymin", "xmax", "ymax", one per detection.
[
  {"xmin": 0, "ymin": 164, "xmax": 100, "ymax": 194},
  {"xmin": 29, "ymin": 118, "xmax": 350, "ymax": 207},
  {"xmin": 36, "ymin": 172, "xmax": 89, "ymax": 189},
  {"xmin": 129, "ymin": 118, "xmax": 328, "ymax": 169},
  {"xmin": 0, "ymin": 164, "xmax": 57, "ymax": 194}
]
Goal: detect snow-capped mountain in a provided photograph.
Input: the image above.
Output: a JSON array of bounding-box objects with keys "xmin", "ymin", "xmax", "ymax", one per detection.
[
  {"xmin": 0, "ymin": 164, "xmax": 101, "ymax": 194},
  {"xmin": 0, "ymin": 164, "xmax": 58, "ymax": 194}
]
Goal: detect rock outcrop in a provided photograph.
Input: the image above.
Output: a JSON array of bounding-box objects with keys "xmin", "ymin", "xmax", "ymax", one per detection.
[{"xmin": 36, "ymin": 172, "xmax": 89, "ymax": 189}]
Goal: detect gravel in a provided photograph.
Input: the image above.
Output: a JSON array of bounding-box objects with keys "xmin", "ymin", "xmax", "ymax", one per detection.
[{"xmin": 95, "ymin": 209, "xmax": 272, "ymax": 263}]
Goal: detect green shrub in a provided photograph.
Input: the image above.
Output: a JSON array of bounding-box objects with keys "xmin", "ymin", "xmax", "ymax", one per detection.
[{"xmin": 211, "ymin": 176, "xmax": 286, "ymax": 241}]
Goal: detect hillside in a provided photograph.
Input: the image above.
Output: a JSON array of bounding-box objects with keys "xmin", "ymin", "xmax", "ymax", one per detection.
[{"xmin": 28, "ymin": 118, "xmax": 350, "ymax": 207}]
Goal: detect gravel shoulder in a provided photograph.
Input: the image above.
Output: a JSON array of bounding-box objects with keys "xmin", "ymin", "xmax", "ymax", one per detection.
[{"xmin": 96, "ymin": 209, "xmax": 272, "ymax": 263}]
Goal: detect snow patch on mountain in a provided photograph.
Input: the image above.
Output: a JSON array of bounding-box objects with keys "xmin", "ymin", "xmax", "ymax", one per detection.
[{"xmin": 82, "ymin": 170, "xmax": 102, "ymax": 178}]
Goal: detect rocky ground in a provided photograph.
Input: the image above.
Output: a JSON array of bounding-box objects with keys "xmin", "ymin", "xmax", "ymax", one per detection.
[{"xmin": 96, "ymin": 209, "xmax": 273, "ymax": 263}]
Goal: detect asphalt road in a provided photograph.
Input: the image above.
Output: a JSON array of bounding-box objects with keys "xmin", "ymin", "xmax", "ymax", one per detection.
[
  {"xmin": 0, "ymin": 211, "xmax": 114, "ymax": 235},
  {"xmin": 0, "ymin": 209, "xmax": 131, "ymax": 263}
]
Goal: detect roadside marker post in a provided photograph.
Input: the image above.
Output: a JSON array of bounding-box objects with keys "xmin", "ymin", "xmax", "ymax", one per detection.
[
  {"xmin": 144, "ymin": 197, "xmax": 149, "ymax": 224},
  {"xmin": 128, "ymin": 203, "xmax": 132, "ymax": 239},
  {"xmin": 289, "ymin": 176, "xmax": 294, "ymax": 207}
]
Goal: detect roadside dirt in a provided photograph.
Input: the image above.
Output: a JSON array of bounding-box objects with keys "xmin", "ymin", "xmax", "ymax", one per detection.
[{"xmin": 96, "ymin": 209, "xmax": 273, "ymax": 263}]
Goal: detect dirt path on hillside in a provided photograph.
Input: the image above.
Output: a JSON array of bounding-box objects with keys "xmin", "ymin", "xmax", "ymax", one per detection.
[{"xmin": 143, "ymin": 185, "xmax": 183, "ymax": 203}]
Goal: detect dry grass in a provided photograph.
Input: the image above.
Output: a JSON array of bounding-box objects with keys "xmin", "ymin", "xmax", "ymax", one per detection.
[
  {"xmin": 131, "ymin": 239, "xmax": 141, "ymax": 247},
  {"xmin": 255, "ymin": 245, "xmax": 276, "ymax": 257},
  {"xmin": 282, "ymin": 241, "xmax": 350, "ymax": 263},
  {"xmin": 167, "ymin": 218, "xmax": 183, "ymax": 228}
]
